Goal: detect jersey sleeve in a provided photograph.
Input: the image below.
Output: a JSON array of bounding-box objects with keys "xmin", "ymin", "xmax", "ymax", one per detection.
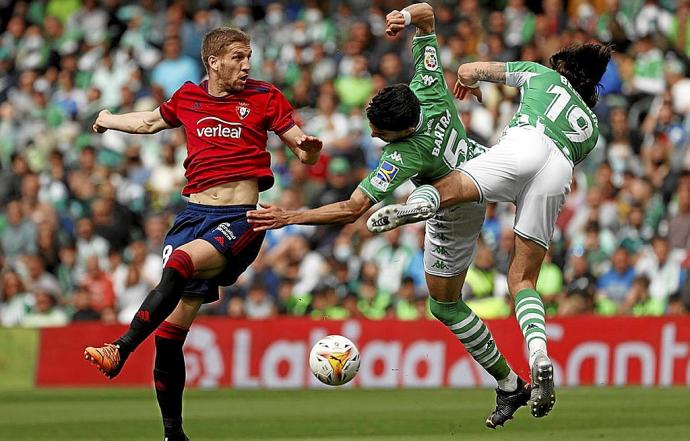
[
  {"xmin": 505, "ymin": 61, "xmax": 551, "ymax": 88},
  {"xmin": 158, "ymin": 86, "xmax": 183, "ymax": 128},
  {"xmin": 409, "ymin": 33, "xmax": 449, "ymax": 102},
  {"xmin": 357, "ymin": 142, "xmax": 423, "ymax": 203},
  {"xmin": 267, "ymin": 88, "xmax": 296, "ymax": 135}
]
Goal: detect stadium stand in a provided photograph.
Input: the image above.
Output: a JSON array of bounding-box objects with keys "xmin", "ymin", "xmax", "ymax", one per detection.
[{"xmin": 0, "ymin": 0, "xmax": 689, "ymax": 327}]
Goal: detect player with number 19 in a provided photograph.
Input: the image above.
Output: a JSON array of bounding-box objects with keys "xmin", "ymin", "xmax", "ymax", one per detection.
[{"xmin": 368, "ymin": 43, "xmax": 613, "ymax": 419}]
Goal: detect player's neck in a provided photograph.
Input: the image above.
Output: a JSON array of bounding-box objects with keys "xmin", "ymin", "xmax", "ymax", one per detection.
[{"xmin": 206, "ymin": 79, "xmax": 234, "ymax": 98}]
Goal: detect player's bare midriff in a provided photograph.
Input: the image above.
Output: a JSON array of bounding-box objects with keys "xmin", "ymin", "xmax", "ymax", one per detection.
[{"xmin": 188, "ymin": 179, "xmax": 259, "ymax": 206}]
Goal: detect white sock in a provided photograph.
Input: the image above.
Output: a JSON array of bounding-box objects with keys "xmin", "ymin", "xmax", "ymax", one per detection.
[
  {"xmin": 497, "ymin": 369, "xmax": 519, "ymax": 392},
  {"xmin": 528, "ymin": 343, "xmax": 548, "ymax": 367},
  {"xmin": 406, "ymin": 184, "xmax": 440, "ymax": 210}
]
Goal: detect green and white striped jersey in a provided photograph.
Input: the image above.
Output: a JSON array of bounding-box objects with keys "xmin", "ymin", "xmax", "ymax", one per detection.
[
  {"xmin": 505, "ymin": 61, "xmax": 599, "ymax": 164},
  {"xmin": 358, "ymin": 33, "xmax": 484, "ymax": 203}
]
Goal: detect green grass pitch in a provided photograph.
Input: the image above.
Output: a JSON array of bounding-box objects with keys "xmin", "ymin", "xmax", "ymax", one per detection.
[{"xmin": 1, "ymin": 387, "xmax": 688, "ymax": 440}]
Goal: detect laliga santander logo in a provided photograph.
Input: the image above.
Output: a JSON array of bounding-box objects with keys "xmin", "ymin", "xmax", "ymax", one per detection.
[
  {"xmin": 181, "ymin": 319, "xmax": 690, "ymax": 388},
  {"xmin": 195, "ymin": 116, "xmax": 242, "ymax": 139}
]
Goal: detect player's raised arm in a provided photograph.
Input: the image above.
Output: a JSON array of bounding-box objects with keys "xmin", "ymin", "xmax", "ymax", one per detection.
[
  {"xmin": 247, "ymin": 188, "xmax": 372, "ymax": 230},
  {"xmin": 92, "ymin": 108, "xmax": 172, "ymax": 134},
  {"xmin": 279, "ymin": 125, "xmax": 323, "ymax": 166},
  {"xmin": 386, "ymin": 2, "xmax": 434, "ymax": 37}
]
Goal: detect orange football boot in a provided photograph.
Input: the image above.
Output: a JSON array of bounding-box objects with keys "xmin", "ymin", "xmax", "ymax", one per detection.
[{"xmin": 84, "ymin": 343, "xmax": 124, "ymax": 379}]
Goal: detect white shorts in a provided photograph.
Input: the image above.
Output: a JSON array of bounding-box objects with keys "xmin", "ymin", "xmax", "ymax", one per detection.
[
  {"xmin": 424, "ymin": 201, "xmax": 485, "ymax": 277},
  {"xmin": 459, "ymin": 127, "xmax": 573, "ymax": 249}
]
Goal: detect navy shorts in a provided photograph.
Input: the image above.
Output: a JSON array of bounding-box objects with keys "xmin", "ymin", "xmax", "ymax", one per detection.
[{"xmin": 162, "ymin": 202, "xmax": 265, "ymax": 303}]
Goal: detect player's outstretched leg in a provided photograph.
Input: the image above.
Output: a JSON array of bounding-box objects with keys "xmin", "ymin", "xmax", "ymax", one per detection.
[
  {"xmin": 154, "ymin": 321, "xmax": 190, "ymax": 441},
  {"xmin": 84, "ymin": 249, "xmax": 195, "ymax": 378},
  {"xmin": 515, "ymin": 288, "xmax": 555, "ymax": 417},
  {"xmin": 367, "ymin": 185, "xmax": 439, "ymax": 233},
  {"xmin": 429, "ymin": 298, "xmax": 530, "ymax": 428}
]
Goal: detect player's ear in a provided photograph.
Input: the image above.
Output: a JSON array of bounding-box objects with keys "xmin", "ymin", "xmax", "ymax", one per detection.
[{"xmin": 207, "ymin": 55, "xmax": 218, "ymax": 72}]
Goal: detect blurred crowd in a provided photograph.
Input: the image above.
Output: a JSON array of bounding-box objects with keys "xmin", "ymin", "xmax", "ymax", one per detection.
[{"xmin": 1, "ymin": 0, "xmax": 690, "ymax": 328}]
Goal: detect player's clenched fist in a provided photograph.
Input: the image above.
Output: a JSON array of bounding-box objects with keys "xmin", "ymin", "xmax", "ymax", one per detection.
[
  {"xmin": 385, "ymin": 10, "xmax": 406, "ymax": 36},
  {"xmin": 93, "ymin": 109, "xmax": 111, "ymax": 133}
]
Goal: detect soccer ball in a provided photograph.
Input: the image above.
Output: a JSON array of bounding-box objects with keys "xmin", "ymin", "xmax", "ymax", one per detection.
[{"xmin": 309, "ymin": 335, "xmax": 360, "ymax": 386}]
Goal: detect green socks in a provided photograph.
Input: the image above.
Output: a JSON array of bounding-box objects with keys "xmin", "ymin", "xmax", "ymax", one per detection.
[
  {"xmin": 430, "ymin": 297, "xmax": 514, "ymax": 387},
  {"xmin": 514, "ymin": 288, "xmax": 548, "ymax": 366}
]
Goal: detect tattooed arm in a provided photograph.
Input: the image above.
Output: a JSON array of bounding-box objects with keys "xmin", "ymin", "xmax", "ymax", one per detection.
[
  {"xmin": 452, "ymin": 61, "xmax": 506, "ymax": 101},
  {"xmin": 457, "ymin": 62, "xmax": 507, "ymax": 86},
  {"xmin": 247, "ymin": 189, "xmax": 373, "ymax": 230}
]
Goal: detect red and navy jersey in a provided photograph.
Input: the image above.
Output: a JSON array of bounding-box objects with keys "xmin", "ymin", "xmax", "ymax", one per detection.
[{"xmin": 159, "ymin": 79, "xmax": 296, "ymax": 196}]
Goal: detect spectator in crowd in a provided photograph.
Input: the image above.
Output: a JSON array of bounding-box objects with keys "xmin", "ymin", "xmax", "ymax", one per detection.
[
  {"xmin": 79, "ymin": 255, "xmax": 115, "ymax": 313},
  {"xmin": 536, "ymin": 251, "xmax": 564, "ymax": 315},
  {"xmin": 668, "ymin": 184, "xmax": 690, "ymax": 250},
  {"xmin": 22, "ymin": 290, "xmax": 69, "ymax": 327},
  {"xmin": 0, "ymin": 200, "xmax": 37, "ymax": 260},
  {"xmin": 634, "ymin": 236, "xmax": 686, "ymax": 304},
  {"xmin": 620, "ymin": 275, "xmax": 665, "ymax": 316},
  {"xmin": 364, "ymin": 229, "xmax": 414, "ymax": 295},
  {"xmin": 559, "ymin": 251, "xmax": 597, "ymax": 316},
  {"xmin": 597, "ymin": 247, "xmax": 637, "ymax": 313},
  {"xmin": 74, "ymin": 217, "xmax": 109, "ymax": 279},
  {"xmin": 20, "ymin": 254, "xmax": 61, "ymax": 298},
  {"xmin": 0, "ymin": 270, "xmax": 32, "ymax": 326},
  {"xmin": 393, "ymin": 276, "xmax": 422, "ymax": 320},
  {"xmin": 245, "ymin": 281, "xmax": 276, "ymax": 320},
  {"xmin": 71, "ymin": 285, "xmax": 101, "ymax": 322}
]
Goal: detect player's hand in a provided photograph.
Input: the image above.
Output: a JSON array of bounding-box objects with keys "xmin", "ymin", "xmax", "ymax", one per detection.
[
  {"xmin": 247, "ymin": 203, "xmax": 289, "ymax": 232},
  {"xmin": 385, "ymin": 10, "xmax": 406, "ymax": 36},
  {"xmin": 453, "ymin": 81, "xmax": 483, "ymax": 103},
  {"xmin": 296, "ymin": 135, "xmax": 323, "ymax": 154},
  {"xmin": 93, "ymin": 109, "xmax": 111, "ymax": 133}
]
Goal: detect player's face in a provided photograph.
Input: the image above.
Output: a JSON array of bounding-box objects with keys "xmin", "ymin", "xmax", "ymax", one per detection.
[
  {"xmin": 369, "ymin": 122, "xmax": 413, "ymax": 142},
  {"xmin": 216, "ymin": 42, "xmax": 252, "ymax": 92}
]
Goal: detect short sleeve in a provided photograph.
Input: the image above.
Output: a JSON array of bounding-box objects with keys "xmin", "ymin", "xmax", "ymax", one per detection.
[
  {"xmin": 267, "ymin": 88, "xmax": 296, "ymax": 135},
  {"xmin": 357, "ymin": 143, "xmax": 422, "ymax": 203},
  {"xmin": 159, "ymin": 87, "xmax": 183, "ymax": 128},
  {"xmin": 409, "ymin": 33, "xmax": 449, "ymax": 102},
  {"xmin": 505, "ymin": 61, "xmax": 550, "ymax": 88}
]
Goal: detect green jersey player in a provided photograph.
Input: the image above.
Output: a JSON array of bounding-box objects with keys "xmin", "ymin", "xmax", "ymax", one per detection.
[
  {"xmin": 248, "ymin": 2, "xmax": 531, "ymax": 428},
  {"xmin": 368, "ymin": 42, "xmax": 613, "ymax": 419}
]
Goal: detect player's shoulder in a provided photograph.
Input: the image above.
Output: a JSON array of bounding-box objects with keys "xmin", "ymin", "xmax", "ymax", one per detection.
[
  {"xmin": 179, "ymin": 80, "xmax": 202, "ymax": 92},
  {"xmin": 169, "ymin": 80, "xmax": 204, "ymax": 99},
  {"xmin": 508, "ymin": 60, "xmax": 553, "ymax": 75},
  {"xmin": 244, "ymin": 78, "xmax": 280, "ymax": 94}
]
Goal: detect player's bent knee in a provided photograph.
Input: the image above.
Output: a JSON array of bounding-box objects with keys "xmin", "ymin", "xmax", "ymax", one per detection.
[{"xmin": 176, "ymin": 239, "xmax": 227, "ymax": 277}]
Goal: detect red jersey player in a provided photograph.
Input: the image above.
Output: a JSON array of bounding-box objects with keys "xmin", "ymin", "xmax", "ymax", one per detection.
[{"xmin": 83, "ymin": 28, "xmax": 322, "ymax": 441}]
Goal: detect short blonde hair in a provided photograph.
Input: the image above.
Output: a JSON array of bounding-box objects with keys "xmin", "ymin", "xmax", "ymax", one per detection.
[{"xmin": 201, "ymin": 27, "xmax": 250, "ymax": 73}]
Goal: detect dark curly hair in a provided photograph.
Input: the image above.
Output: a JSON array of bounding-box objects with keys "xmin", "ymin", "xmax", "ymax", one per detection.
[
  {"xmin": 366, "ymin": 84, "xmax": 421, "ymax": 132},
  {"xmin": 549, "ymin": 43, "xmax": 613, "ymax": 108}
]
